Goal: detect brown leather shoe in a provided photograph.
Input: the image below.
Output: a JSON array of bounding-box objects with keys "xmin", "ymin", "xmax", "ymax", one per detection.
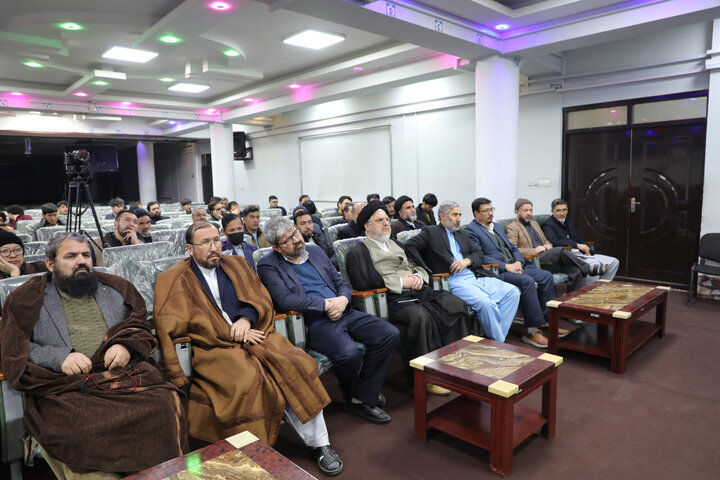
[
  {"xmin": 539, "ymin": 324, "xmax": 570, "ymax": 337},
  {"xmin": 426, "ymin": 384, "xmax": 451, "ymax": 396},
  {"xmin": 521, "ymin": 331, "xmax": 548, "ymax": 349}
]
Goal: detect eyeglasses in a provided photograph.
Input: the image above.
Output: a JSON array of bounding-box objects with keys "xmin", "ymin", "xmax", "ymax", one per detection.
[
  {"xmin": 277, "ymin": 228, "xmax": 302, "ymax": 246},
  {"xmin": 191, "ymin": 238, "xmax": 222, "ymax": 248},
  {"xmin": 0, "ymin": 247, "xmax": 23, "ymax": 257},
  {"xmin": 478, "ymin": 207, "xmax": 495, "ymax": 214},
  {"xmin": 370, "ymin": 217, "xmax": 391, "ymax": 224}
]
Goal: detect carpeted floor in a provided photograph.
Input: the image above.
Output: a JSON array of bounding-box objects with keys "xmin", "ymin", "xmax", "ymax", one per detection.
[{"xmin": 12, "ymin": 291, "xmax": 720, "ymax": 479}]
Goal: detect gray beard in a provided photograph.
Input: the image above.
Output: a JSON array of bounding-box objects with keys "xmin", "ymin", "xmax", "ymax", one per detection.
[
  {"xmin": 404, "ymin": 215, "xmax": 417, "ymax": 223},
  {"xmin": 372, "ymin": 233, "xmax": 391, "ymax": 243}
]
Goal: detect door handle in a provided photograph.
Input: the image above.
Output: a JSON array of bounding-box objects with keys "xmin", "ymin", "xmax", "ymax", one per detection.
[{"xmin": 630, "ymin": 197, "xmax": 641, "ymax": 213}]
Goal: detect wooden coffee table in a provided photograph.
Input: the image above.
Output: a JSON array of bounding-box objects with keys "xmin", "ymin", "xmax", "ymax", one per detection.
[
  {"xmin": 547, "ymin": 280, "xmax": 668, "ymax": 374},
  {"xmin": 123, "ymin": 431, "xmax": 317, "ymax": 479},
  {"xmin": 412, "ymin": 335, "xmax": 562, "ymax": 477}
]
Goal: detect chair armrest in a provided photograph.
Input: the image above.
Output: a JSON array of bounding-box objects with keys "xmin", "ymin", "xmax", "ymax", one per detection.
[
  {"xmin": 432, "ymin": 273, "xmax": 450, "ymax": 280},
  {"xmin": 273, "ymin": 313, "xmax": 288, "ymax": 321},
  {"xmin": 351, "ymin": 290, "xmax": 375, "ymax": 299},
  {"xmin": 523, "ymin": 253, "xmax": 539, "ymax": 259},
  {"xmin": 482, "ymin": 264, "xmax": 499, "ymax": 269},
  {"xmin": 171, "ymin": 336, "xmax": 191, "ymax": 345},
  {"xmin": 587, "ymin": 241, "xmax": 595, "ymax": 246},
  {"xmin": 0, "ymin": 369, "xmax": 4, "ymax": 382}
]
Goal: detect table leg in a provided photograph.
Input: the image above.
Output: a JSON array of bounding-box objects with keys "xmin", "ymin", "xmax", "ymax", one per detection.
[
  {"xmin": 548, "ymin": 309, "xmax": 559, "ymax": 354},
  {"xmin": 656, "ymin": 295, "xmax": 667, "ymax": 338},
  {"xmin": 490, "ymin": 396, "xmax": 514, "ymax": 477},
  {"xmin": 414, "ymin": 369, "xmax": 428, "ymax": 441},
  {"xmin": 541, "ymin": 369, "xmax": 557, "ymax": 439},
  {"xmin": 611, "ymin": 318, "xmax": 628, "ymax": 374}
]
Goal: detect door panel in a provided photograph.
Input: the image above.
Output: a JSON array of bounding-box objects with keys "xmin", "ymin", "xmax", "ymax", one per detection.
[{"xmin": 627, "ymin": 124, "xmax": 705, "ymax": 284}]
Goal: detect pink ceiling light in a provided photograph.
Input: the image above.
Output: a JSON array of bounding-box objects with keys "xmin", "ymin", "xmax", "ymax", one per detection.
[
  {"xmin": 73, "ymin": 92, "xmax": 89, "ymax": 97},
  {"xmin": 209, "ymin": 1, "xmax": 232, "ymax": 11},
  {"xmin": 9, "ymin": 91, "xmax": 24, "ymax": 96},
  {"xmin": 288, "ymin": 83, "xmax": 301, "ymax": 89}
]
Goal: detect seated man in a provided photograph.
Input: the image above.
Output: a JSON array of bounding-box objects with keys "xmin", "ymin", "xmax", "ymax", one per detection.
[
  {"xmin": 541, "ymin": 198, "xmax": 619, "ymax": 283},
  {"xmin": 347, "ymin": 201, "xmax": 476, "ymax": 394},
  {"xmin": 382, "ymin": 196, "xmax": 396, "ymax": 218},
  {"xmin": 418, "ymin": 193, "xmax": 438, "ymax": 226},
  {"xmin": 221, "ymin": 213, "xmax": 257, "ymax": 266},
  {"xmin": 466, "ymin": 198, "xmax": 566, "ymax": 348},
  {"xmin": 366, "ymin": 193, "xmax": 380, "ymax": 202},
  {"xmin": 301, "ymin": 199, "xmax": 324, "ymax": 230},
  {"xmin": 192, "ymin": 207, "xmax": 208, "ymax": 223},
  {"xmin": 506, "ymin": 199, "xmax": 592, "ymax": 292},
  {"xmin": 134, "ymin": 208, "xmax": 153, "ymax": 243},
  {"xmin": 181, "ymin": 198, "xmax": 193, "ymax": 214},
  {"xmin": 0, "ymin": 232, "xmax": 188, "ymax": 478},
  {"xmin": 336, "ymin": 195, "xmax": 352, "ymax": 217},
  {"xmin": 0, "ymin": 211, "xmax": 12, "ymax": 232},
  {"xmin": 242, "ymin": 205, "xmax": 270, "ymax": 247},
  {"xmin": 154, "ymin": 222, "xmax": 342, "ymax": 475},
  {"xmin": 405, "ymin": 202, "xmax": 520, "ymax": 342},
  {"xmin": 337, "ymin": 202, "xmax": 366, "ymax": 240},
  {"xmin": 269, "ymin": 195, "xmax": 287, "ymax": 215},
  {"xmin": 298, "ymin": 194, "xmax": 310, "ymax": 209},
  {"xmin": 105, "ymin": 197, "xmax": 125, "ymax": 220},
  {"xmin": 294, "ymin": 207, "xmax": 337, "ymax": 268},
  {"xmin": 92, "ymin": 210, "xmax": 143, "ymax": 265},
  {"xmin": 57, "ymin": 200, "xmax": 69, "ymax": 216},
  {"xmin": 390, "ymin": 196, "xmax": 424, "ymax": 239},
  {"xmin": 27, "ymin": 202, "xmax": 67, "ymax": 240},
  {"xmin": 227, "ymin": 201, "xmax": 241, "ymax": 215},
  {"xmin": 257, "ymin": 218, "xmax": 400, "ymax": 425},
  {"xmin": 147, "ymin": 201, "xmax": 169, "ymax": 224},
  {"xmin": 0, "ymin": 229, "xmax": 48, "ymax": 279},
  {"xmin": 5, "ymin": 204, "xmax": 32, "ymax": 230},
  {"xmin": 207, "ymin": 199, "xmax": 225, "ymax": 222}
]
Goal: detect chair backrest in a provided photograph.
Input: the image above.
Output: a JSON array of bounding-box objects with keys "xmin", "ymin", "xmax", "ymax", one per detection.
[
  {"xmin": 320, "ymin": 207, "xmax": 338, "ymax": 216},
  {"xmin": 699, "ymin": 233, "xmax": 720, "ymax": 263},
  {"xmin": 534, "ymin": 214, "xmax": 551, "ymax": 226},
  {"xmin": 36, "ymin": 226, "xmax": 68, "ymax": 242},
  {"xmin": 326, "ymin": 224, "xmax": 344, "ymax": 246},
  {"xmin": 397, "ymin": 228, "xmax": 422, "ymax": 244},
  {"xmin": 321, "ymin": 216, "xmax": 345, "ymax": 230},
  {"xmin": 23, "ymin": 253, "xmax": 46, "ymax": 263},
  {"xmin": 22, "ymin": 241, "xmax": 46, "ymax": 256},
  {"xmin": 101, "ymin": 241, "xmax": 173, "ymax": 281},
  {"xmin": 496, "ymin": 218, "xmax": 514, "ymax": 230},
  {"xmin": 167, "ymin": 217, "xmax": 193, "ymax": 230},
  {"xmin": 252, "ymin": 247, "xmax": 275, "ymax": 267},
  {"xmin": 260, "ymin": 208, "xmax": 283, "ymax": 219},
  {"xmin": 15, "ymin": 233, "xmax": 31, "ymax": 243},
  {"xmin": 0, "ymin": 272, "xmax": 45, "ymax": 309},
  {"xmin": 137, "ymin": 255, "xmax": 188, "ymax": 314},
  {"xmin": 333, "ymin": 237, "xmax": 364, "ymax": 284},
  {"xmin": 14, "ymin": 219, "xmax": 36, "ymax": 235},
  {"xmin": 24, "ymin": 209, "xmax": 42, "ymax": 218},
  {"xmin": 150, "ymin": 229, "xmax": 187, "ymax": 256},
  {"xmin": 151, "ymin": 223, "xmax": 172, "ymax": 231}
]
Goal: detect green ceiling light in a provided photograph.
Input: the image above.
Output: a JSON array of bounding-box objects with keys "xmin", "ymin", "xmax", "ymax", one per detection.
[
  {"xmin": 223, "ymin": 49, "xmax": 241, "ymax": 57},
  {"xmin": 92, "ymin": 80, "xmax": 109, "ymax": 86},
  {"xmin": 23, "ymin": 60, "xmax": 44, "ymax": 68},
  {"xmin": 159, "ymin": 35, "xmax": 182, "ymax": 44},
  {"xmin": 158, "ymin": 77, "xmax": 175, "ymax": 82},
  {"xmin": 59, "ymin": 22, "xmax": 84, "ymax": 31}
]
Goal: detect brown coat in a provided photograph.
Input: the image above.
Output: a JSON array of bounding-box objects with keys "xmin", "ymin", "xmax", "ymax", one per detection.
[
  {"xmin": 0, "ymin": 272, "xmax": 187, "ymax": 473},
  {"xmin": 153, "ymin": 256, "xmax": 329, "ymax": 445},
  {"xmin": 505, "ymin": 219, "xmax": 553, "ymax": 256}
]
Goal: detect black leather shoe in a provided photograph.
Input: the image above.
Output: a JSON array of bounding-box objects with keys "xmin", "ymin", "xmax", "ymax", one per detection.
[
  {"xmin": 344, "ymin": 402, "xmax": 391, "ymax": 424},
  {"xmin": 377, "ymin": 392, "xmax": 386, "ymax": 407},
  {"xmin": 311, "ymin": 445, "xmax": 343, "ymax": 476}
]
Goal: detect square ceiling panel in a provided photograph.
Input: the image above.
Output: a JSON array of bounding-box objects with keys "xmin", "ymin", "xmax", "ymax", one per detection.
[{"xmin": 493, "ymin": 0, "xmax": 552, "ymax": 8}]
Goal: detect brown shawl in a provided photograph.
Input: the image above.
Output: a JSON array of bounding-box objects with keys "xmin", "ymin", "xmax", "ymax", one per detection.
[
  {"xmin": 153, "ymin": 256, "xmax": 329, "ymax": 445},
  {"xmin": 0, "ymin": 272, "xmax": 188, "ymax": 473}
]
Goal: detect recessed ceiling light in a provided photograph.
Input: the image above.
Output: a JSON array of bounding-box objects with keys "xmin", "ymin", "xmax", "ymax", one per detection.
[
  {"xmin": 73, "ymin": 92, "xmax": 89, "ymax": 97},
  {"xmin": 168, "ymin": 120, "xmax": 176, "ymax": 125},
  {"xmin": 102, "ymin": 46, "xmax": 158, "ymax": 63},
  {"xmin": 352, "ymin": 66, "xmax": 363, "ymax": 71},
  {"xmin": 244, "ymin": 98, "xmax": 255, "ymax": 102},
  {"xmin": 283, "ymin": 29, "xmax": 345, "ymax": 50},
  {"xmin": 168, "ymin": 83, "xmax": 210, "ymax": 93},
  {"xmin": 159, "ymin": 35, "xmax": 182, "ymax": 44},
  {"xmin": 121, "ymin": 101, "xmax": 133, "ymax": 106},
  {"xmin": 495, "ymin": 24, "xmax": 510, "ymax": 31},
  {"xmin": 29, "ymin": 111, "xmax": 42, "ymax": 115},
  {"xmin": 223, "ymin": 49, "xmax": 241, "ymax": 57},
  {"xmin": 59, "ymin": 22, "xmax": 84, "ymax": 31},
  {"xmin": 209, "ymin": 1, "xmax": 232, "ymax": 11},
  {"xmin": 158, "ymin": 77, "xmax": 175, "ymax": 82},
  {"xmin": 9, "ymin": 92, "xmax": 24, "ymax": 96},
  {"xmin": 23, "ymin": 60, "xmax": 44, "ymax": 68},
  {"xmin": 206, "ymin": 108, "xmax": 217, "ymax": 113},
  {"xmin": 288, "ymin": 83, "xmax": 301, "ymax": 89},
  {"xmin": 92, "ymin": 80, "xmax": 109, "ymax": 86}
]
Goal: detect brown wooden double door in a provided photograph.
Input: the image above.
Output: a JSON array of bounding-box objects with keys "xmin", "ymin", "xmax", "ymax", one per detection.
[{"xmin": 564, "ymin": 122, "xmax": 706, "ymax": 286}]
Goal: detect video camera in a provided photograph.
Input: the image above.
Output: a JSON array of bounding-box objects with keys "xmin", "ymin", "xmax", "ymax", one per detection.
[{"xmin": 64, "ymin": 149, "xmax": 91, "ymax": 181}]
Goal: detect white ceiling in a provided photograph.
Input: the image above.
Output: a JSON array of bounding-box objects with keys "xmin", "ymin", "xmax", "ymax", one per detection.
[{"xmin": 0, "ymin": 0, "xmax": 718, "ymax": 133}]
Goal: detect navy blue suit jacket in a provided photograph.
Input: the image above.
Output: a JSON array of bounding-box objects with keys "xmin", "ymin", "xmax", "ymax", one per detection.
[
  {"xmin": 465, "ymin": 219, "xmax": 525, "ymax": 272},
  {"xmin": 257, "ymin": 244, "xmax": 351, "ymax": 316},
  {"xmin": 221, "ymin": 239, "xmax": 258, "ymax": 270},
  {"xmin": 540, "ymin": 216, "xmax": 586, "ymax": 248}
]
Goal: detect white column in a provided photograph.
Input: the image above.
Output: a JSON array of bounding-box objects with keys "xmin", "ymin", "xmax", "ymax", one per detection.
[
  {"xmin": 475, "ymin": 56, "xmax": 520, "ymax": 218},
  {"xmin": 136, "ymin": 141, "xmax": 157, "ymax": 206},
  {"xmin": 701, "ymin": 18, "xmax": 720, "ymax": 235},
  {"xmin": 209, "ymin": 122, "xmax": 236, "ymax": 199}
]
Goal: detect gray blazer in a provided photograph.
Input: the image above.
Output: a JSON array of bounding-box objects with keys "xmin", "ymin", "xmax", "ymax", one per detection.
[{"xmin": 29, "ymin": 278, "xmax": 129, "ymax": 372}]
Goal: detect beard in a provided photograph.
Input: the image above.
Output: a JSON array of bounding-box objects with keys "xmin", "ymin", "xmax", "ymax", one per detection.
[
  {"xmin": 374, "ymin": 232, "xmax": 391, "ymax": 243},
  {"xmin": 196, "ymin": 252, "xmax": 220, "ymax": 269},
  {"xmin": 55, "ymin": 266, "xmax": 98, "ymax": 297},
  {"xmin": 404, "ymin": 214, "xmax": 417, "ymax": 223},
  {"xmin": 286, "ymin": 242, "xmax": 306, "ymax": 260}
]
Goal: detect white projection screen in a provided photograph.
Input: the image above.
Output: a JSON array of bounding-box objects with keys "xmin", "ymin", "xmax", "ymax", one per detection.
[{"xmin": 299, "ymin": 126, "xmax": 392, "ymax": 203}]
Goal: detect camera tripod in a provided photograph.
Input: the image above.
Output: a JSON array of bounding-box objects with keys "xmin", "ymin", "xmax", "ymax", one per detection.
[{"xmin": 65, "ymin": 178, "xmax": 108, "ymax": 249}]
